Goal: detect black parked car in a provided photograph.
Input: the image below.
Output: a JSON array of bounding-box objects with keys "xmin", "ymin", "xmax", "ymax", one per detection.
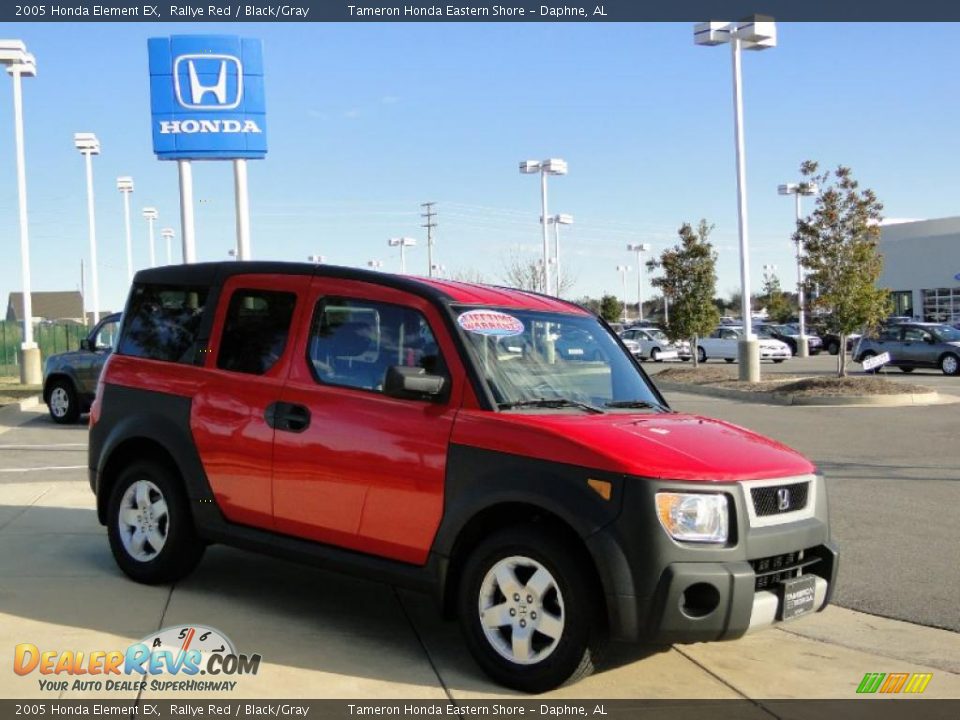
[{"xmin": 42, "ymin": 313, "xmax": 122, "ymax": 423}]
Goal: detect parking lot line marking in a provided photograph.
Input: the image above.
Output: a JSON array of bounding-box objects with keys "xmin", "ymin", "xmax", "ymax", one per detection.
[
  {"xmin": 0, "ymin": 465, "xmax": 86, "ymax": 473},
  {"xmin": 0, "ymin": 443, "xmax": 87, "ymax": 449}
]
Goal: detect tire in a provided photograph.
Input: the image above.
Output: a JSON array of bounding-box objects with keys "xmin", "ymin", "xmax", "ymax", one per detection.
[
  {"xmin": 680, "ymin": 357, "xmax": 690, "ymax": 362},
  {"xmin": 898, "ymin": 367, "xmax": 915, "ymax": 373},
  {"xmin": 47, "ymin": 379, "xmax": 80, "ymax": 425},
  {"xmin": 106, "ymin": 460, "xmax": 205, "ymax": 585},
  {"xmin": 457, "ymin": 526, "xmax": 604, "ymax": 693},
  {"xmin": 827, "ymin": 340, "xmax": 840, "ymax": 356},
  {"xmin": 650, "ymin": 347, "xmax": 661, "ymax": 362},
  {"xmin": 773, "ymin": 359, "xmax": 786, "ymax": 364},
  {"xmin": 697, "ymin": 347, "xmax": 707, "ymax": 363},
  {"xmin": 941, "ymin": 353, "xmax": 960, "ymax": 376},
  {"xmin": 725, "ymin": 358, "xmax": 735, "ymax": 364}
]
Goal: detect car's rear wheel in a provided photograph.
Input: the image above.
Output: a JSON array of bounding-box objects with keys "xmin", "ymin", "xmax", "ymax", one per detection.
[
  {"xmin": 725, "ymin": 358, "xmax": 735, "ymax": 363},
  {"xmin": 458, "ymin": 526, "xmax": 604, "ymax": 693},
  {"xmin": 827, "ymin": 340, "xmax": 840, "ymax": 355},
  {"xmin": 107, "ymin": 460, "xmax": 205, "ymax": 584},
  {"xmin": 773, "ymin": 359, "xmax": 786, "ymax": 364},
  {"xmin": 697, "ymin": 347, "xmax": 707, "ymax": 363},
  {"xmin": 860, "ymin": 351, "xmax": 880, "ymax": 374},
  {"xmin": 47, "ymin": 379, "xmax": 80, "ymax": 424},
  {"xmin": 941, "ymin": 353, "xmax": 960, "ymax": 376}
]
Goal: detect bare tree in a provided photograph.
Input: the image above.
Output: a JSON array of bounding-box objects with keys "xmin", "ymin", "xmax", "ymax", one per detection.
[{"xmin": 500, "ymin": 249, "xmax": 576, "ymax": 296}]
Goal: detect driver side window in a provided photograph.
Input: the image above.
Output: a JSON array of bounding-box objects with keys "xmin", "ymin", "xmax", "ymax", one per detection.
[{"xmin": 93, "ymin": 318, "xmax": 120, "ymax": 351}]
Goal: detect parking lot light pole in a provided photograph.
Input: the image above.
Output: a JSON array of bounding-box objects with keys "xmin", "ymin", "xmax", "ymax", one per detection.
[
  {"xmin": 431, "ymin": 263, "xmax": 446, "ymax": 278},
  {"xmin": 546, "ymin": 213, "xmax": 573, "ymax": 297},
  {"xmin": 627, "ymin": 243, "xmax": 651, "ymax": 321},
  {"xmin": 779, "ymin": 181, "xmax": 819, "ymax": 357},
  {"xmin": 695, "ymin": 16, "xmax": 776, "ymax": 382},
  {"xmin": 116, "ymin": 177, "xmax": 134, "ymax": 283},
  {"xmin": 0, "ymin": 41, "xmax": 40, "ymax": 384},
  {"xmin": 388, "ymin": 237, "xmax": 417, "ymax": 274},
  {"xmin": 520, "ymin": 159, "xmax": 568, "ymax": 295},
  {"xmin": 142, "ymin": 207, "xmax": 158, "ymax": 267},
  {"xmin": 616, "ymin": 265, "xmax": 631, "ymax": 323},
  {"xmin": 161, "ymin": 227, "xmax": 175, "ymax": 264},
  {"xmin": 74, "ymin": 132, "xmax": 101, "ymax": 326}
]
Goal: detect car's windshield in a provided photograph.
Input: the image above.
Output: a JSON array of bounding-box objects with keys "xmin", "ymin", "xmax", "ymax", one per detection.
[
  {"xmin": 933, "ymin": 325, "xmax": 960, "ymax": 342},
  {"xmin": 755, "ymin": 327, "xmax": 775, "ymax": 339},
  {"xmin": 455, "ymin": 307, "xmax": 663, "ymax": 411}
]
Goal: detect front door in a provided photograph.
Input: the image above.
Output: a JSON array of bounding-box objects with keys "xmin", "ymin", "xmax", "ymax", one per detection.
[
  {"xmin": 271, "ymin": 278, "xmax": 465, "ymax": 564},
  {"xmin": 900, "ymin": 325, "xmax": 935, "ymax": 367}
]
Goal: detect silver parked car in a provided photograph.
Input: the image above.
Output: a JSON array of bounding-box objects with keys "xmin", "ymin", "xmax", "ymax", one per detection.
[
  {"xmin": 854, "ymin": 323, "xmax": 960, "ymax": 376},
  {"xmin": 620, "ymin": 327, "xmax": 691, "ymax": 361}
]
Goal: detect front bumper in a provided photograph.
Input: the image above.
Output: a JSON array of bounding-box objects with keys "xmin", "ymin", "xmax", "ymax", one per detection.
[
  {"xmin": 585, "ymin": 475, "xmax": 838, "ymax": 643},
  {"xmin": 759, "ymin": 347, "xmax": 792, "ymax": 359}
]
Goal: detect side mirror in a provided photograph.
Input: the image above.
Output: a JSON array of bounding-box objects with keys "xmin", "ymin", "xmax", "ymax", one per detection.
[
  {"xmin": 79, "ymin": 338, "xmax": 93, "ymax": 351},
  {"xmin": 384, "ymin": 365, "xmax": 446, "ymax": 401}
]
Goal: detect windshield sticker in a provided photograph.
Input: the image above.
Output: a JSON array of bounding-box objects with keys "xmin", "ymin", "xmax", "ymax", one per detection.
[{"xmin": 458, "ymin": 310, "xmax": 525, "ymax": 337}]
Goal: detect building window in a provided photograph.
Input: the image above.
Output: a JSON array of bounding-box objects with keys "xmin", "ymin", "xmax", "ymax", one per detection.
[
  {"xmin": 890, "ymin": 290, "xmax": 913, "ymax": 318},
  {"xmin": 922, "ymin": 288, "xmax": 960, "ymax": 323}
]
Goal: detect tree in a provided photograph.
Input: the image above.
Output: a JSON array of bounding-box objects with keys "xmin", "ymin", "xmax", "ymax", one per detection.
[
  {"xmin": 500, "ymin": 249, "xmax": 576, "ymax": 296},
  {"xmin": 599, "ymin": 294, "xmax": 622, "ymax": 323},
  {"xmin": 448, "ymin": 268, "xmax": 488, "ymax": 284},
  {"xmin": 761, "ymin": 270, "xmax": 793, "ymax": 324},
  {"xmin": 648, "ymin": 220, "xmax": 720, "ymax": 368},
  {"xmin": 794, "ymin": 161, "xmax": 891, "ymax": 376},
  {"xmin": 574, "ymin": 296, "xmax": 601, "ymax": 315}
]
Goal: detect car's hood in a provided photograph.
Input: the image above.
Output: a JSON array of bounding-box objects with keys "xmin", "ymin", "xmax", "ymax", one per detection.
[{"xmin": 453, "ymin": 410, "xmax": 815, "ymax": 482}]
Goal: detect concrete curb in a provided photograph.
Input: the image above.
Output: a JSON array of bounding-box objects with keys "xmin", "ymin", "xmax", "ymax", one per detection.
[{"xmin": 654, "ymin": 380, "xmax": 954, "ymax": 407}]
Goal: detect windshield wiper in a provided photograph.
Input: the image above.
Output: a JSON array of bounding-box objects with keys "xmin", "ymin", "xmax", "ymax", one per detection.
[
  {"xmin": 499, "ymin": 398, "xmax": 605, "ymax": 414},
  {"xmin": 603, "ymin": 399, "xmax": 666, "ymax": 411}
]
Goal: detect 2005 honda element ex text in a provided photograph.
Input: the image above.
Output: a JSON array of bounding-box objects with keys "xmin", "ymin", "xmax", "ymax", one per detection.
[{"xmin": 88, "ymin": 262, "xmax": 838, "ymax": 693}]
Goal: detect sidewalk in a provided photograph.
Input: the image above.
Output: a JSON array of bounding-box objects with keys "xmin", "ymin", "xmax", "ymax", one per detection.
[{"xmin": 2, "ymin": 477, "xmax": 958, "ymax": 702}]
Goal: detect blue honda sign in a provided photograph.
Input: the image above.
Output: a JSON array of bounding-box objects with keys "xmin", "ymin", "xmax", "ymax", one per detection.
[{"xmin": 148, "ymin": 35, "xmax": 267, "ymax": 160}]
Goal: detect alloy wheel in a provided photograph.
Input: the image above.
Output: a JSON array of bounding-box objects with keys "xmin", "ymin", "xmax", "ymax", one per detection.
[
  {"xmin": 49, "ymin": 387, "xmax": 70, "ymax": 418},
  {"xmin": 118, "ymin": 480, "xmax": 169, "ymax": 562}
]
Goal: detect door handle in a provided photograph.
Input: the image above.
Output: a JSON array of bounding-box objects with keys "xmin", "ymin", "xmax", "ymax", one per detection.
[{"xmin": 265, "ymin": 402, "xmax": 311, "ymax": 433}]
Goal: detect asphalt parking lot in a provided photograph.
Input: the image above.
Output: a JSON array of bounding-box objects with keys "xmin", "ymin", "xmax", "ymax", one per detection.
[{"xmin": 1, "ymin": 395, "xmax": 958, "ymax": 701}]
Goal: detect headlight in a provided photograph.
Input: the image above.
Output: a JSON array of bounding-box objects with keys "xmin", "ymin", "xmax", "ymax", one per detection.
[{"xmin": 655, "ymin": 492, "xmax": 728, "ymax": 543}]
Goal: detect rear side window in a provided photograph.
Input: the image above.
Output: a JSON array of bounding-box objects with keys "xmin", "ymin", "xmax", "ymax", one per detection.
[
  {"xmin": 879, "ymin": 327, "xmax": 901, "ymax": 341},
  {"xmin": 217, "ymin": 289, "xmax": 297, "ymax": 375},
  {"xmin": 117, "ymin": 284, "xmax": 209, "ymax": 364},
  {"xmin": 307, "ymin": 298, "xmax": 446, "ymax": 394}
]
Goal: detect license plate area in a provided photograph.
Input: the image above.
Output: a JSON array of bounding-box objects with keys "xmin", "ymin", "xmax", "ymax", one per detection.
[{"xmin": 778, "ymin": 574, "xmax": 816, "ymax": 620}]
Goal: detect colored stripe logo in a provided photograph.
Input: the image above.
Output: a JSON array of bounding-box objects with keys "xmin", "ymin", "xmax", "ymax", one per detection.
[{"xmin": 857, "ymin": 672, "xmax": 933, "ymax": 694}]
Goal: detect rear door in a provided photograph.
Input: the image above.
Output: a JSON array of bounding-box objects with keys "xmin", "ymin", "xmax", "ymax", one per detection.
[
  {"xmin": 271, "ymin": 278, "xmax": 465, "ymax": 564},
  {"xmin": 191, "ymin": 274, "xmax": 309, "ymax": 530}
]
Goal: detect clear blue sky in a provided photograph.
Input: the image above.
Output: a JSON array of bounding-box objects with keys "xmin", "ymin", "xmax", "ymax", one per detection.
[{"xmin": 1, "ymin": 22, "xmax": 959, "ymax": 313}]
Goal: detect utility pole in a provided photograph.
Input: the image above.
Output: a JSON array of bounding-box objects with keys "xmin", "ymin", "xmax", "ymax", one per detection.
[{"xmin": 421, "ymin": 202, "xmax": 437, "ymax": 277}]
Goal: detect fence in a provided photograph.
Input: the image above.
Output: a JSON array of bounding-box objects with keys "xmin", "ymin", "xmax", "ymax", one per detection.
[{"xmin": 0, "ymin": 320, "xmax": 91, "ymax": 378}]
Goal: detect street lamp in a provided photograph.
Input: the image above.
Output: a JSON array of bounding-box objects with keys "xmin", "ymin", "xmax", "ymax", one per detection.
[
  {"xmin": 616, "ymin": 265, "xmax": 631, "ymax": 323},
  {"xmin": 626, "ymin": 243, "xmax": 651, "ymax": 321},
  {"xmin": 779, "ymin": 181, "xmax": 819, "ymax": 357},
  {"xmin": 74, "ymin": 132, "xmax": 101, "ymax": 325},
  {"xmin": 520, "ymin": 158, "xmax": 568, "ymax": 295},
  {"xmin": 695, "ymin": 15, "xmax": 776, "ymax": 382},
  {"xmin": 116, "ymin": 177, "xmax": 134, "ymax": 283},
  {"xmin": 388, "ymin": 237, "xmax": 417, "ymax": 274},
  {"xmin": 142, "ymin": 207, "xmax": 158, "ymax": 267},
  {"xmin": 307, "ymin": 254, "xmax": 326, "ymax": 264},
  {"xmin": 367, "ymin": 260, "xmax": 384, "ymax": 270},
  {"xmin": 546, "ymin": 213, "xmax": 573, "ymax": 297},
  {"xmin": 0, "ymin": 40, "xmax": 40, "ymax": 383},
  {"xmin": 161, "ymin": 227, "xmax": 175, "ymax": 265}
]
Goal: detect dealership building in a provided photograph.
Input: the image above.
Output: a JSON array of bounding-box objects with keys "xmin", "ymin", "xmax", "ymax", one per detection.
[{"xmin": 879, "ymin": 217, "xmax": 960, "ymax": 323}]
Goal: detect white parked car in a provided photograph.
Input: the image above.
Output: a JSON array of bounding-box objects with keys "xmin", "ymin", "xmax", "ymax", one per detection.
[
  {"xmin": 620, "ymin": 327, "xmax": 691, "ymax": 362},
  {"xmin": 697, "ymin": 326, "xmax": 791, "ymax": 364}
]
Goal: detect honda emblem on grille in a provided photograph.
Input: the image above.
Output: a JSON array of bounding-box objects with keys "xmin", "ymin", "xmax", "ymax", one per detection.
[{"xmin": 777, "ymin": 487, "xmax": 791, "ymax": 511}]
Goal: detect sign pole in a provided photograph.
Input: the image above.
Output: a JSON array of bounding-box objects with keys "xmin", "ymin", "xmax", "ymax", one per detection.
[
  {"xmin": 234, "ymin": 158, "xmax": 251, "ymax": 260},
  {"xmin": 178, "ymin": 159, "xmax": 197, "ymax": 263}
]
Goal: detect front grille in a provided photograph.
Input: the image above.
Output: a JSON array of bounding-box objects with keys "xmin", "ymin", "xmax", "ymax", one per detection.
[
  {"xmin": 750, "ymin": 550, "xmax": 821, "ymax": 590},
  {"xmin": 751, "ymin": 481, "xmax": 809, "ymax": 516}
]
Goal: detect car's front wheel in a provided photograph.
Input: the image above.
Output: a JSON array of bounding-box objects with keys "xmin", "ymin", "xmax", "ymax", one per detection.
[
  {"xmin": 650, "ymin": 347, "xmax": 661, "ymax": 362},
  {"xmin": 697, "ymin": 347, "xmax": 707, "ymax": 363},
  {"xmin": 47, "ymin": 379, "xmax": 80, "ymax": 424},
  {"xmin": 827, "ymin": 340, "xmax": 840, "ymax": 355},
  {"xmin": 458, "ymin": 526, "xmax": 604, "ymax": 693},
  {"xmin": 106, "ymin": 460, "xmax": 205, "ymax": 584},
  {"xmin": 941, "ymin": 353, "xmax": 960, "ymax": 376}
]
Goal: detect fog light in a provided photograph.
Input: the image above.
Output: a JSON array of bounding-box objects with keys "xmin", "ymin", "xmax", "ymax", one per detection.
[{"xmin": 681, "ymin": 583, "xmax": 721, "ymax": 618}]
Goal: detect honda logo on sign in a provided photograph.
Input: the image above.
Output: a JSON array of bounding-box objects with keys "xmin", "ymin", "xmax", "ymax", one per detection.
[
  {"xmin": 173, "ymin": 54, "xmax": 243, "ymax": 110},
  {"xmin": 777, "ymin": 487, "xmax": 791, "ymax": 511}
]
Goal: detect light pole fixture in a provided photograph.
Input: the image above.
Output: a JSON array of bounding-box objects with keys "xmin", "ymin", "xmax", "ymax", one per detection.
[
  {"xmin": 779, "ymin": 181, "xmax": 819, "ymax": 357},
  {"xmin": 116, "ymin": 177, "xmax": 134, "ymax": 283},
  {"xmin": 430, "ymin": 263, "xmax": 446, "ymax": 278},
  {"xmin": 367, "ymin": 260, "xmax": 384, "ymax": 270},
  {"xmin": 546, "ymin": 213, "xmax": 573, "ymax": 297},
  {"xmin": 520, "ymin": 158, "xmax": 568, "ymax": 295},
  {"xmin": 388, "ymin": 237, "xmax": 417, "ymax": 274},
  {"xmin": 0, "ymin": 40, "xmax": 40, "ymax": 383},
  {"xmin": 74, "ymin": 132, "xmax": 101, "ymax": 325},
  {"xmin": 627, "ymin": 242, "xmax": 652, "ymax": 321},
  {"xmin": 307, "ymin": 254, "xmax": 326, "ymax": 264},
  {"xmin": 695, "ymin": 15, "xmax": 776, "ymax": 382},
  {"xmin": 616, "ymin": 265, "xmax": 631, "ymax": 323},
  {"xmin": 142, "ymin": 207, "xmax": 158, "ymax": 267},
  {"xmin": 161, "ymin": 227, "xmax": 175, "ymax": 265}
]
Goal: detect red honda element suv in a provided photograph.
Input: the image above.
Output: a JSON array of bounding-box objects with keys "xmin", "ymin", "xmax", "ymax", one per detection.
[{"xmin": 89, "ymin": 262, "xmax": 838, "ymax": 693}]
